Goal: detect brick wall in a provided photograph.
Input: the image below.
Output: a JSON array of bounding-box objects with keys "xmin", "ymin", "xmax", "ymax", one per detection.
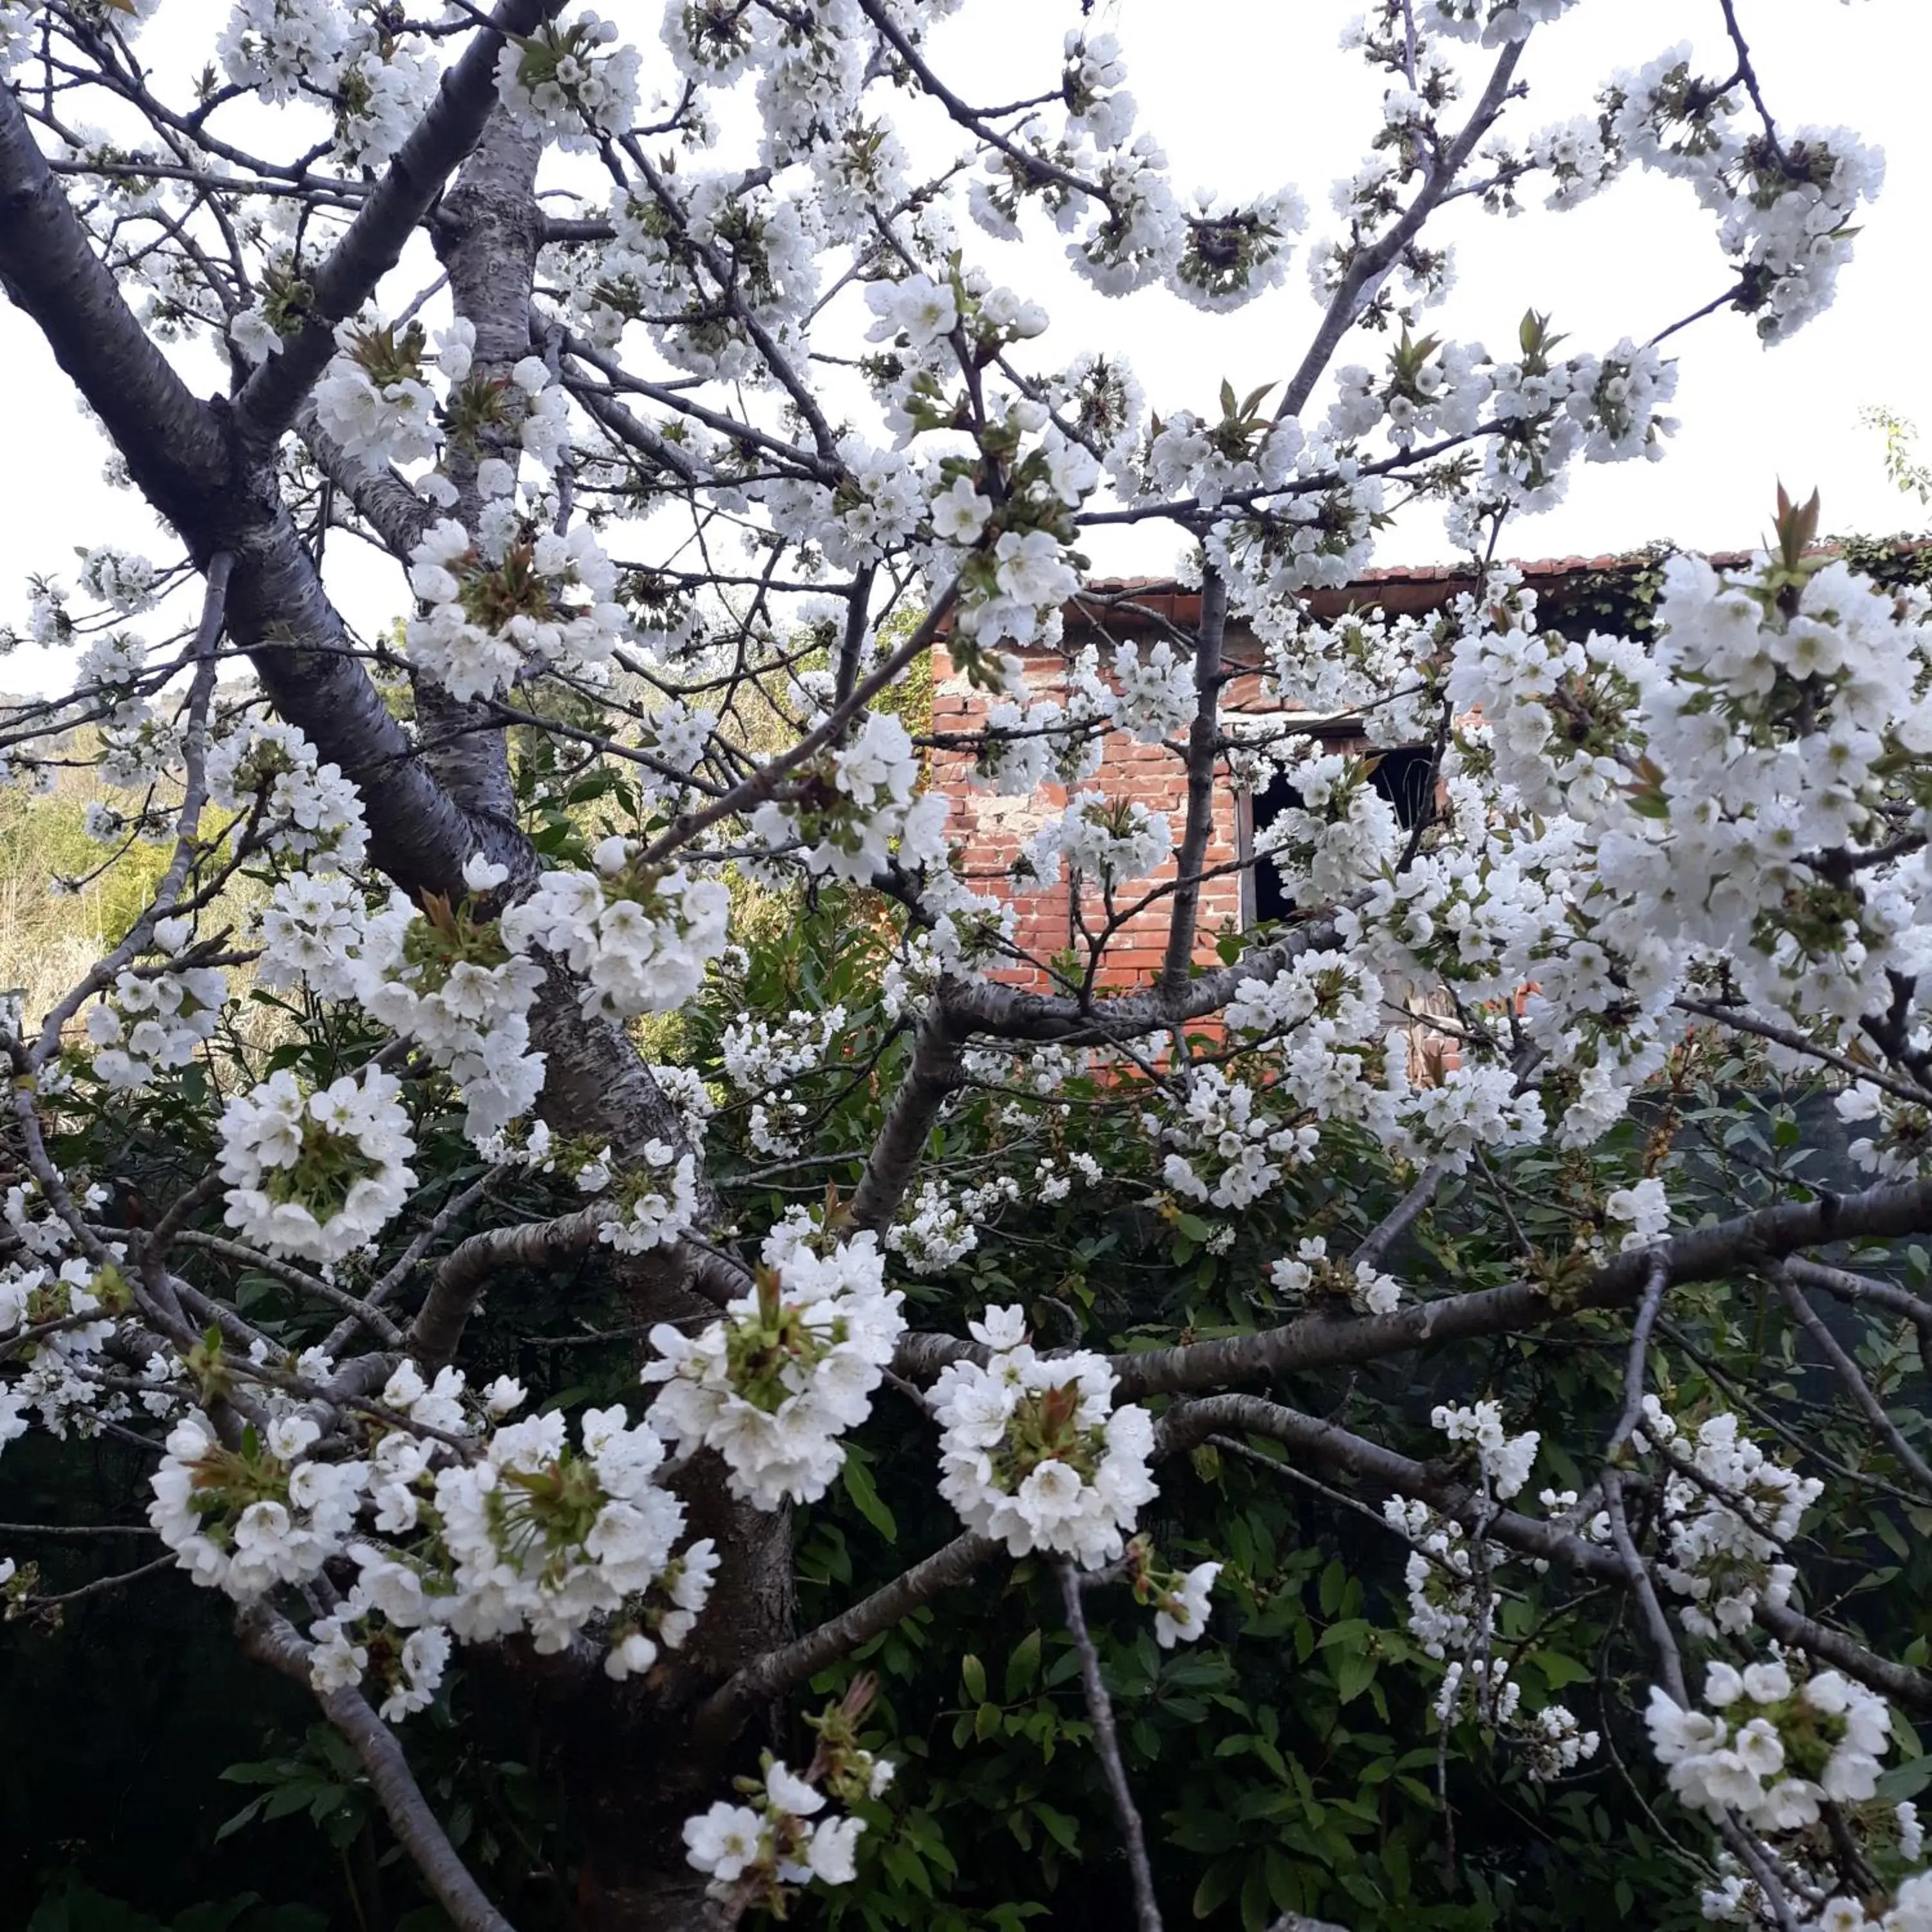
[{"xmin": 929, "ymin": 588, "xmax": 1318, "ymax": 994}]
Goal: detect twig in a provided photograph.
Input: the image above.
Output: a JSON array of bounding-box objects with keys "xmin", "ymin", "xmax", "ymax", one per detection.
[
  {"xmin": 236, "ymin": 1603, "xmax": 516, "ymax": 1932},
  {"xmin": 1056, "ymin": 1558, "xmax": 1162, "ymax": 1932},
  {"xmin": 18, "ymin": 1552, "xmax": 176, "ymax": 1607},
  {"xmin": 1773, "ymin": 1265, "xmax": 1932, "ymax": 1497},
  {"xmin": 1605, "ymin": 1255, "xmax": 1670, "ymax": 1464},
  {"xmin": 694, "ymin": 1531, "xmax": 996, "ymax": 1752}
]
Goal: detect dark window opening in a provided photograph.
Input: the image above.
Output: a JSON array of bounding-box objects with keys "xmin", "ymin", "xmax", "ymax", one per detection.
[{"xmin": 1246, "ymin": 742, "xmax": 1437, "ymax": 927}]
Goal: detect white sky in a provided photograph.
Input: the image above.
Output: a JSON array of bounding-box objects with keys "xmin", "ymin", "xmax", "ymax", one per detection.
[{"xmin": 1, "ymin": 0, "xmax": 1928, "ymax": 694}]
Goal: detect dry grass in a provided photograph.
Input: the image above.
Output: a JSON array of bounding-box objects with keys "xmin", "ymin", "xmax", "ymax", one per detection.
[{"xmin": 0, "ymin": 753, "xmax": 271, "ymax": 1050}]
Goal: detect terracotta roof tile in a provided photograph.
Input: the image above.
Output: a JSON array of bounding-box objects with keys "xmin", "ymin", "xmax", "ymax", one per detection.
[{"xmin": 931, "ymin": 537, "xmax": 1932, "ymax": 647}]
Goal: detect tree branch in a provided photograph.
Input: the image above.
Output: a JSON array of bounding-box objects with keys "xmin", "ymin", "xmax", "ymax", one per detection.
[
  {"xmin": 0, "ymin": 83, "xmax": 227, "ymax": 531},
  {"xmin": 849, "ymin": 1000, "xmax": 966, "ymax": 1234},
  {"xmin": 231, "ymin": 0, "xmax": 564, "ymax": 442},
  {"xmin": 1057, "ymin": 1557, "xmax": 1163, "ymax": 1932},
  {"xmin": 236, "ymin": 1604, "xmax": 517, "ymax": 1932},
  {"xmin": 410, "ymin": 1200, "xmax": 613, "ymax": 1367},
  {"xmin": 692, "ymin": 1532, "xmax": 997, "ymax": 1751},
  {"xmin": 1159, "ymin": 565, "xmax": 1229, "ymax": 997},
  {"xmin": 1277, "ymin": 37, "xmax": 1526, "ymax": 422},
  {"xmin": 1158, "ymin": 1394, "xmax": 1932, "ymax": 1716},
  {"xmin": 1773, "ymin": 1264, "xmax": 1932, "ymax": 1497},
  {"xmin": 1110, "ymin": 1173, "xmax": 1932, "ymax": 1399}
]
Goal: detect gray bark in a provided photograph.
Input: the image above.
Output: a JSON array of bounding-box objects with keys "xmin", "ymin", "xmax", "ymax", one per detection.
[
  {"xmin": 418, "ymin": 110, "xmax": 544, "ymax": 827},
  {"xmin": 0, "ymin": 67, "xmax": 790, "ymax": 1928}
]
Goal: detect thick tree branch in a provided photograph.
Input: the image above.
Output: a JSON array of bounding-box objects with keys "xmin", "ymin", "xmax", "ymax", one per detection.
[
  {"xmin": 1349, "ymin": 1160, "xmax": 1443, "ymax": 1275},
  {"xmin": 294, "ymin": 399, "xmax": 434, "ymax": 560},
  {"xmin": 1159, "ymin": 565, "xmax": 1229, "ymax": 997},
  {"xmin": 1110, "ymin": 1173, "xmax": 1932, "ymax": 1399},
  {"xmin": 849, "ymin": 1001, "xmax": 967, "ymax": 1233},
  {"xmin": 231, "ymin": 0, "xmax": 564, "ymax": 442},
  {"xmin": 0, "ymin": 84, "xmax": 227, "ymax": 529},
  {"xmin": 0, "ymin": 75, "xmax": 502, "ymax": 900},
  {"xmin": 412, "ymin": 1200, "xmax": 613, "ymax": 1367},
  {"xmin": 1158, "ymin": 1395, "xmax": 1932, "ymax": 1716},
  {"xmin": 944, "ymin": 913, "xmax": 1345, "ymax": 1046},
  {"xmin": 414, "ymin": 110, "xmax": 542, "ymax": 825},
  {"xmin": 692, "ymin": 1531, "xmax": 996, "ymax": 1750},
  {"xmin": 236, "ymin": 1604, "xmax": 518, "ymax": 1932}
]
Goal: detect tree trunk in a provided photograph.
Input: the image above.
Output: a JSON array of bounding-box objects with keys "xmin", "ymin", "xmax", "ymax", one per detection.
[
  {"xmin": 431, "ymin": 135, "xmax": 795, "ymax": 1925},
  {"xmin": 424, "ymin": 110, "xmax": 539, "ymax": 828}
]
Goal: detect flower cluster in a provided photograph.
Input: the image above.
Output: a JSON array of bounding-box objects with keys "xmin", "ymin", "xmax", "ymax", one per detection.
[
  {"xmin": 77, "ymin": 546, "xmax": 160, "ymax": 614},
  {"xmin": 1605, "ymin": 1175, "xmax": 1671, "ymax": 1251},
  {"xmin": 749, "ymin": 712, "xmax": 942, "ymax": 884},
  {"xmin": 1647, "ymin": 1655, "xmax": 1891, "ymax": 1833},
  {"xmin": 1048, "ymin": 790, "xmax": 1173, "ymax": 889},
  {"xmin": 1432, "ymin": 1399, "xmax": 1539, "ymax": 1501},
  {"xmin": 641, "ymin": 1224, "xmax": 904, "ymax": 1510},
  {"xmin": 1642, "ymin": 1399, "xmax": 1821, "ymax": 1638},
  {"xmin": 604, "ymin": 1537, "xmax": 720, "ymax": 1681},
  {"xmin": 1269, "ymin": 1234, "xmax": 1403, "ymax": 1317},
  {"xmin": 1605, "ymin": 44, "xmax": 1883, "ymax": 343},
  {"xmin": 884, "ymin": 1179, "xmax": 980, "ymax": 1276},
  {"xmin": 150, "ymin": 1411, "xmax": 366, "ymax": 1600},
  {"xmin": 500, "ymin": 837, "xmax": 729, "ymax": 1021},
  {"xmin": 84, "ymin": 917, "xmax": 227, "ymax": 1092},
  {"xmin": 140, "ymin": 1359, "xmax": 724, "ymax": 1702},
  {"xmin": 406, "ymin": 510, "xmax": 625, "ymax": 702},
  {"xmin": 216, "ymin": 1065, "xmax": 417, "ymax": 1264},
  {"xmin": 1124, "ymin": 1536, "xmax": 1221, "ymax": 1648},
  {"xmin": 683, "ymin": 1754, "xmax": 867, "ymax": 1911},
  {"xmin": 313, "ymin": 314, "xmax": 450, "ymax": 471},
  {"xmin": 309, "ymin": 1599, "xmax": 451, "ymax": 1723},
  {"xmin": 427, "ymin": 1405, "xmax": 687, "ymax": 1653},
  {"xmin": 495, "ymin": 11, "xmax": 639, "ymax": 151},
  {"xmin": 257, "ymin": 871, "xmax": 375, "ymax": 1004},
  {"xmin": 721, "ymin": 1004, "xmax": 847, "ymax": 1157},
  {"xmin": 1385, "ymin": 1495, "xmax": 1488, "ymax": 1660},
  {"xmin": 359, "ymin": 858, "xmax": 547, "ymax": 1143},
  {"xmin": 1158, "ymin": 1067, "xmax": 1318, "ymax": 1212},
  {"xmin": 598, "ymin": 1141, "xmax": 700, "ymax": 1255},
  {"xmin": 0, "ymin": 1251, "xmax": 128, "ymax": 1446},
  {"xmin": 207, "ymin": 719, "xmax": 368, "ymax": 873},
  {"xmin": 932, "ymin": 1307, "xmax": 1157, "ymax": 1566},
  {"xmin": 1112, "ymin": 639, "xmax": 1195, "ymax": 743}
]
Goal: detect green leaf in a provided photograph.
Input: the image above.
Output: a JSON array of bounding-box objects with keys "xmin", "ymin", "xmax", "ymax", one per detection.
[
  {"xmin": 1317, "ymin": 1559, "xmax": 1346, "ymax": 1618},
  {"xmin": 1333, "ymin": 1651, "xmax": 1376, "ymax": 1707},
  {"xmin": 1005, "ymin": 1629, "xmax": 1043, "ymax": 1701},
  {"xmin": 261, "ymin": 1781, "xmax": 328, "ymax": 1821},
  {"xmin": 840, "ymin": 1455, "xmax": 898, "ymax": 1543},
  {"xmin": 1031, "ymin": 1802, "xmax": 1079, "ymax": 1852},
  {"xmin": 213, "ymin": 1799, "xmax": 267, "ymax": 1844},
  {"xmin": 1193, "ymin": 1855, "xmax": 1244, "ymax": 1920},
  {"xmin": 1535, "ymin": 1650, "xmax": 1593, "ymax": 1689},
  {"xmin": 961, "ymin": 1654, "xmax": 987, "ymax": 1703},
  {"xmin": 1879, "ymin": 1755, "xmax": 1932, "ymax": 1801},
  {"xmin": 26, "ymin": 1878, "xmax": 167, "ymax": 1932},
  {"xmin": 974, "ymin": 1701, "xmax": 1003, "ymax": 1742}
]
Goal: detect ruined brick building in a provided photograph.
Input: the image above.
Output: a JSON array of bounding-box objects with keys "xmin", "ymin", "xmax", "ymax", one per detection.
[{"xmin": 926, "ymin": 548, "xmax": 1693, "ymax": 992}]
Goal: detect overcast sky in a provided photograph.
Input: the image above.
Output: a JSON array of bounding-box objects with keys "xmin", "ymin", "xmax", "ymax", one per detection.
[{"xmin": 2, "ymin": 0, "xmax": 1927, "ymax": 694}]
